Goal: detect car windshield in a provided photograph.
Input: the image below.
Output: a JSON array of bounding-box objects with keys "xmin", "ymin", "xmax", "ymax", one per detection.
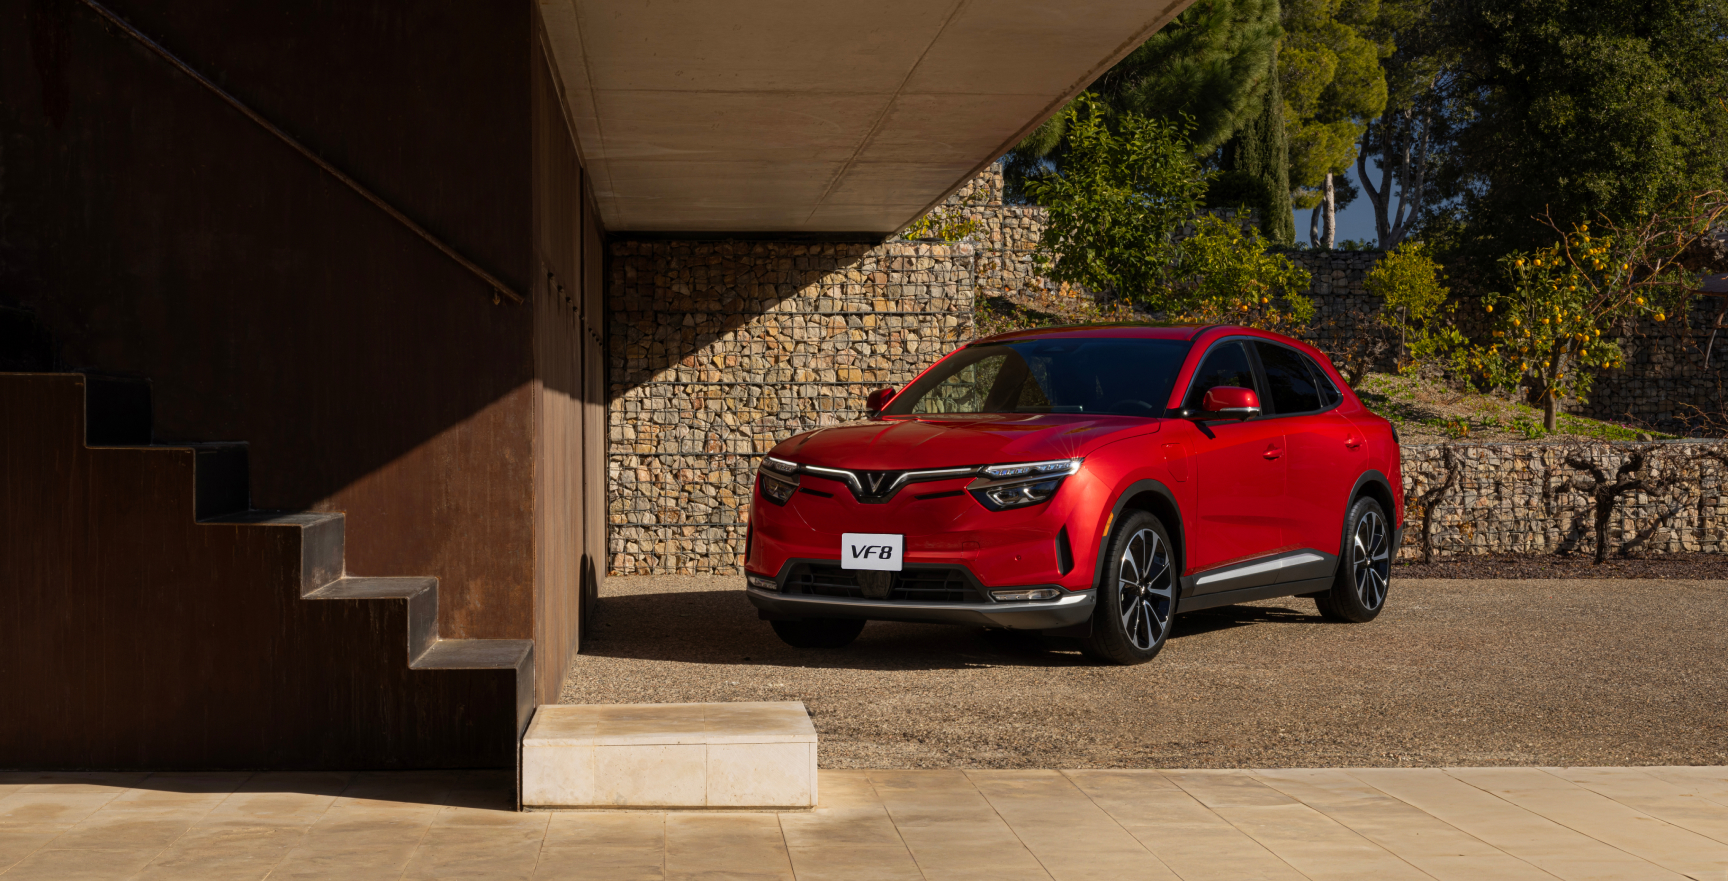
[{"xmin": 883, "ymin": 337, "xmax": 1192, "ymax": 418}]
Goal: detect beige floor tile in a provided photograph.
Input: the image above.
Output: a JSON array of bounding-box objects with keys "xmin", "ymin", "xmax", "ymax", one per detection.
[
  {"xmin": 1352, "ymin": 768, "xmax": 1684, "ymax": 881},
  {"xmin": 786, "ymin": 844, "xmax": 922, "ymax": 881},
  {"xmin": 1065, "ymin": 771, "xmax": 1307, "ymax": 881},
  {"xmin": 779, "ymin": 777, "xmax": 904, "ymax": 851},
  {"xmin": 1211, "ymin": 801, "xmax": 1433, "ymax": 881},
  {"xmin": 47, "ymin": 814, "xmax": 201, "ymax": 851},
  {"xmin": 14, "ymin": 772, "xmax": 150, "ymax": 794},
  {"xmin": 1550, "ymin": 767, "xmax": 1728, "ymax": 845},
  {"xmin": 866, "ymin": 770, "xmax": 1049, "ymax": 879},
  {"xmin": 0, "ymin": 845, "xmax": 161, "ymax": 881},
  {"xmin": 968, "ymin": 770, "xmax": 1175, "ymax": 881},
  {"xmin": 534, "ymin": 845, "xmax": 664, "ymax": 880},
  {"xmin": 0, "ymin": 792, "xmax": 125, "ymax": 829},
  {"xmin": 0, "ymin": 830, "xmax": 58, "ymax": 872},
  {"xmin": 1448, "ymin": 767, "xmax": 1728, "ymax": 877},
  {"xmin": 263, "ymin": 807, "xmax": 436, "ymax": 880},
  {"xmin": 398, "ymin": 834, "xmax": 546, "ymax": 880},
  {"xmin": 1164, "ymin": 770, "xmax": 1301, "ymax": 808},
  {"xmin": 129, "ymin": 821, "xmax": 306, "ymax": 881},
  {"xmin": 1253, "ymin": 769, "xmax": 1554, "ymax": 881},
  {"xmin": 664, "ymin": 812, "xmax": 793, "ymax": 880},
  {"xmin": 544, "ymin": 811, "xmax": 666, "ymax": 849},
  {"xmin": 1640, "ymin": 767, "xmax": 1728, "ymax": 808},
  {"xmin": 204, "ymin": 788, "xmax": 342, "ymax": 825}
]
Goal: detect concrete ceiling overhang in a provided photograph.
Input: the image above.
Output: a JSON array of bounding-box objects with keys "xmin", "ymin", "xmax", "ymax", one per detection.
[{"xmin": 537, "ymin": 0, "xmax": 1192, "ymax": 235}]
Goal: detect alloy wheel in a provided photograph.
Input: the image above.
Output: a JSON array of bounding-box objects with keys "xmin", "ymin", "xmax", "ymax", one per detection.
[
  {"xmin": 1352, "ymin": 510, "xmax": 1390, "ymax": 610},
  {"xmin": 1118, "ymin": 528, "xmax": 1175, "ymax": 650}
]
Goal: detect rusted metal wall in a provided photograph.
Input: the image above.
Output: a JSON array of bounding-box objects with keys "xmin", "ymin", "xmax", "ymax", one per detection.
[
  {"xmin": 530, "ymin": 25, "xmax": 606, "ymax": 705},
  {"xmin": 1, "ymin": 0, "xmax": 538, "ymax": 642},
  {"xmin": 0, "ymin": 376, "xmax": 520, "ymax": 768}
]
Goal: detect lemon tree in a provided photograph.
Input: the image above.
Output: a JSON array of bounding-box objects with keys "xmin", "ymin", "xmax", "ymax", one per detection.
[{"xmin": 1458, "ymin": 192, "xmax": 1727, "ymax": 430}]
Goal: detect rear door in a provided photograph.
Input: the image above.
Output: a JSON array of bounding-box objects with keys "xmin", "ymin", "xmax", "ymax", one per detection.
[
  {"xmin": 1254, "ymin": 341, "xmax": 1363, "ymax": 563},
  {"xmin": 1183, "ymin": 340, "xmax": 1287, "ymax": 574}
]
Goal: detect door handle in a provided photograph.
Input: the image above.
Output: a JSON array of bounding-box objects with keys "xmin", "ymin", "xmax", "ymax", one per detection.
[
  {"xmin": 1263, "ymin": 444, "xmax": 1283, "ymax": 460},
  {"xmin": 1345, "ymin": 433, "xmax": 1362, "ymax": 449}
]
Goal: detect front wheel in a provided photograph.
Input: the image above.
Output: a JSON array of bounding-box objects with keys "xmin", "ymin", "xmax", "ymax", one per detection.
[
  {"xmin": 1316, "ymin": 497, "xmax": 1391, "ymax": 623},
  {"xmin": 1081, "ymin": 511, "xmax": 1178, "ymax": 665},
  {"xmin": 770, "ymin": 617, "xmax": 865, "ymax": 649}
]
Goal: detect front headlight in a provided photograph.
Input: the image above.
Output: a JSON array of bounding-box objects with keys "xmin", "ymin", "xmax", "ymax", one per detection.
[
  {"xmin": 758, "ymin": 457, "xmax": 800, "ymax": 505},
  {"xmin": 968, "ymin": 458, "xmax": 1080, "ymax": 510}
]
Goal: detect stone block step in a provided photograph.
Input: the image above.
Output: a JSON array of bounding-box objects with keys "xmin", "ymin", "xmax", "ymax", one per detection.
[{"xmin": 522, "ymin": 702, "xmax": 817, "ymax": 810}]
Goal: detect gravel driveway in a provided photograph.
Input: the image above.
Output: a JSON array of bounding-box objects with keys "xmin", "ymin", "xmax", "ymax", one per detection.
[{"xmin": 558, "ymin": 575, "xmax": 1728, "ymax": 770}]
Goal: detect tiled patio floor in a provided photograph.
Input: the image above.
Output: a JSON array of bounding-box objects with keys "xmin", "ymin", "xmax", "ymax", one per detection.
[{"xmin": 3, "ymin": 766, "xmax": 1726, "ymax": 879}]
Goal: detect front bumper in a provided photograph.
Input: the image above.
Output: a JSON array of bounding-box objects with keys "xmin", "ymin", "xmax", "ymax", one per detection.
[{"xmin": 747, "ymin": 585, "xmax": 1095, "ymax": 630}]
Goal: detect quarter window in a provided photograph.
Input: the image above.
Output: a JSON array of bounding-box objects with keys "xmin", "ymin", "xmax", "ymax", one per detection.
[
  {"xmin": 1183, "ymin": 341, "xmax": 1257, "ymax": 411},
  {"xmin": 1255, "ymin": 342, "xmax": 1322, "ymax": 414}
]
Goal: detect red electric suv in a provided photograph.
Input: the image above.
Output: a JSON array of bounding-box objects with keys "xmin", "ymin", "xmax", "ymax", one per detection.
[{"xmin": 745, "ymin": 324, "xmax": 1403, "ymax": 665}]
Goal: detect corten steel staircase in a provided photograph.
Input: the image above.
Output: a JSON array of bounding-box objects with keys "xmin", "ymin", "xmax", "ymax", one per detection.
[{"xmin": 0, "ymin": 370, "xmax": 532, "ymax": 770}]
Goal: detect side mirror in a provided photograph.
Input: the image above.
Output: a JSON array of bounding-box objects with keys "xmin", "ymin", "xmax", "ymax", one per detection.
[
  {"xmin": 865, "ymin": 387, "xmax": 897, "ymax": 417},
  {"xmin": 1200, "ymin": 386, "xmax": 1261, "ymax": 420}
]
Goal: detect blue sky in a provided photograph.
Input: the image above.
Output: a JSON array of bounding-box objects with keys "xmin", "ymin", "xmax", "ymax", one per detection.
[{"xmin": 1291, "ymin": 161, "xmax": 1382, "ymax": 248}]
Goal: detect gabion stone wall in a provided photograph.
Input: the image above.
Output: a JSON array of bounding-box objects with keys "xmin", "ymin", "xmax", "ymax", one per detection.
[
  {"xmin": 607, "ymin": 240, "xmax": 976, "ymax": 575},
  {"xmin": 1399, "ymin": 441, "xmax": 1728, "ymax": 561}
]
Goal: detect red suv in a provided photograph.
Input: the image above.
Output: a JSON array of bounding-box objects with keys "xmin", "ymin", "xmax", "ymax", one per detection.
[{"xmin": 745, "ymin": 324, "xmax": 1403, "ymax": 664}]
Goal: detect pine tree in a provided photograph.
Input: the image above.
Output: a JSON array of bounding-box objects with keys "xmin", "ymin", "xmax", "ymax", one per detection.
[{"xmin": 1005, "ymin": 0, "xmax": 1282, "ymax": 200}]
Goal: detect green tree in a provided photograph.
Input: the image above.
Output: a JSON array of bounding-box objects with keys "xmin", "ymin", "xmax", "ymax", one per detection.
[
  {"xmin": 1281, "ymin": 0, "xmax": 1391, "ymax": 245},
  {"xmin": 1024, "ymin": 96, "xmax": 1209, "ymax": 304},
  {"xmin": 1006, "ymin": 0, "xmax": 1281, "ymax": 196},
  {"xmin": 1452, "ymin": 193, "xmax": 1728, "ymax": 431},
  {"xmin": 1353, "ymin": 0, "xmax": 1448, "ymax": 248},
  {"xmin": 1212, "ymin": 67, "xmax": 1297, "ymax": 245},
  {"xmin": 1425, "ymin": 0, "xmax": 1728, "ymax": 260},
  {"xmin": 1167, "ymin": 215, "xmax": 1316, "ymax": 332}
]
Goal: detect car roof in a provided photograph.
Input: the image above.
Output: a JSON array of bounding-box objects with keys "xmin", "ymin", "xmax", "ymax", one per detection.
[
  {"xmin": 972, "ymin": 323, "xmax": 1211, "ymax": 344},
  {"xmin": 973, "ymin": 322, "xmax": 1311, "ymax": 346}
]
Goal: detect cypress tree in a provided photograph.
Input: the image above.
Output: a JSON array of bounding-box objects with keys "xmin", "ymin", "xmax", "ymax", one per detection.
[{"xmin": 1215, "ymin": 70, "xmax": 1296, "ymax": 245}]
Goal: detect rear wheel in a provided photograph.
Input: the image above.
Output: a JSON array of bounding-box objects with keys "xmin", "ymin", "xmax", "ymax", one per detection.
[
  {"xmin": 770, "ymin": 617, "xmax": 865, "ymax": 649},
  {"xmin": 1081, "ymin": 511, "xmax": 1178, "ymax": 665},
  {"xmin": 1316, "ymin": 497, "xmax": 1391, "ymax": 623}
]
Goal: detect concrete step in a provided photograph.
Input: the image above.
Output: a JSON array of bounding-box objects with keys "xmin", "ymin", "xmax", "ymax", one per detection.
[{"xmin": 522, "ymin": 702, "xmax": 817, "ymax": 811}]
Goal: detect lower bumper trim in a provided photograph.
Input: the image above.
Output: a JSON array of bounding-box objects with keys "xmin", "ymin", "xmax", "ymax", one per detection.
[{"xmin": 746, "ymin": 585, "xmax": 1095, "ymax": 631}]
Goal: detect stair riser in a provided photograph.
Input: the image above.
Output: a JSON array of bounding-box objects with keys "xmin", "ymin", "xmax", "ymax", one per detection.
[
  {"xmin": 408, "ymin": 589, "xmax": 438, "ymax": 662},
  {"xmin": 301, "ymin": 515, "xmax": 345, "ymax": 597},
  {"xmin": 194, "ymin": 446, "xmax": 250, "ymax": 520}
]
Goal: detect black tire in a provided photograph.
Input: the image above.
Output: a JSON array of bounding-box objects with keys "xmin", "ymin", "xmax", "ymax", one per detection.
[
  {"xmin": 1081, "ymin": 511, "xmax": 1178, "ymax": 665},
  {"xmin": 770, "ymin": 617, "xmax": 865, "ymax": 649},
  {"xmin": 1316, "ymin": 496, "xmax": 1392, "ymax": 623}
]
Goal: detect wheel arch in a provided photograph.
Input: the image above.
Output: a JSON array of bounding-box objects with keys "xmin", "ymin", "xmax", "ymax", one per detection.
[
  {"xmin": 1350, "ymin": 469, "xmax": 1396, "ymax": 525},
  {"xmin": 1093, "ymin": 479, "xmax": 1186, "ymax": 592}
]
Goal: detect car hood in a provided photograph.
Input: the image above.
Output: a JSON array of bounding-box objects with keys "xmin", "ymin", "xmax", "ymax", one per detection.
[{"xmin": 772, "ymin": 414, "xmax": 1162, "ymax": 470}]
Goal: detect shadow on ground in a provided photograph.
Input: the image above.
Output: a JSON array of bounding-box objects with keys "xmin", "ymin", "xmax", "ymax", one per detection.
[{"xmin": 562, "ymin": 575, "xmax": 1728, "ymax": 770}]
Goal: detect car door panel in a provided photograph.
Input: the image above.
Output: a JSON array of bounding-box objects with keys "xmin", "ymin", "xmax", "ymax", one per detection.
[
  {"xmin": 1178, "ymin": 340, "xmax": 1288, "ymax": 581},
  {"xmin": 1254, "ymin": 341, "xmax": 1364, "ymax": 565}
]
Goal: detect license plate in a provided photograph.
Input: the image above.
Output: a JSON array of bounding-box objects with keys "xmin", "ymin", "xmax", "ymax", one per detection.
[{"xmin": 841, "ymin": 533, "xmax": 903, "ymax": 571}]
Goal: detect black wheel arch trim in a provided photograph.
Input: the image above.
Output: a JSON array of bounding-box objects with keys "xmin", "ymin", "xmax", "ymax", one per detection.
[
  {"xmin": 1342, "ymin": 469, "xmax": 1398, "ymax": 568},
  {"xmin": 1094, "ymin": 479, "xmax": 1196, "ymax": 597}
]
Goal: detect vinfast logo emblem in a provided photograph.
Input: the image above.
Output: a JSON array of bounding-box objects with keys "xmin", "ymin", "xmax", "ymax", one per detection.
[{"xmin": 860, "ymin": 472, "xmax": 894, "ymax": 495}]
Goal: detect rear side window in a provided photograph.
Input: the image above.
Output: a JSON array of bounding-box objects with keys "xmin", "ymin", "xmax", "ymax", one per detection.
[
  {"xmin": 1255, "ymin": 342, "xmax": 1323, "ymax": 414},
  {"xmin": 1183, "ymin": 341, "xmax": 1257, "ymax": 411},
  {"xmin": 1314, "ymin": 361, "xmax": 1342, "ymax": 407}
]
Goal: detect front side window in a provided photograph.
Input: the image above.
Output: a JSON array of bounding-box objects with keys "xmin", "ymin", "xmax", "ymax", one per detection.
[
  {"xmin": 1182, "ymin": 341, "xmax": 1257, "ymax": 411},
  {"xmin": 886, "ymin": 338, "xmax": 1192, "ymax": 417},
  {"xmin": 1255, "ymin": 342, "xmax": 1322, "ymax": 414}
]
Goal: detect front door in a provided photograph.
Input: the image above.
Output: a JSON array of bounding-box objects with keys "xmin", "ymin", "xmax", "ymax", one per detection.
[{"xmin": 1180, "ymin": 340, "xmax": 1287, "ymax": 575}]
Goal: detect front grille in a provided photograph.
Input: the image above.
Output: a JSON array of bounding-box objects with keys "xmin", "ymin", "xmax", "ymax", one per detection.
[{"xmin": 783, "ymin": 564, "xmax": 985, "ymax": 603}]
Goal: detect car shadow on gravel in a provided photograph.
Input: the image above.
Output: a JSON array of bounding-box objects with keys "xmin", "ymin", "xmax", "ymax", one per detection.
[{"xmin": 579, "ymin": 588, "xmax": 1327, "ymax": 670}]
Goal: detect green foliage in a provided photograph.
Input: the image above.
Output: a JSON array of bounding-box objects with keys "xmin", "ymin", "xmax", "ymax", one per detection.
[
  {"xmin": 1427, "ymin": 0, "xmax": 1728, "ymax": 258},
  {"xmin": 1007, "ymin": 0, "xmax": 1281, "ymax": 197},
  {"xmin": 1451, "ymin": 192, "xmax": 1727, "ymax": 429},
  {"xmin": 1280, "ymin": 0, "xmax": 1392, "ymax": 204},
  {"xmin": 1364, "ymin": 241, "xmax": 1449, "ymax": 365},
  {"xmin": 1214, "ymin": 69, "xmax": 1297, "ymax": 245},
  {"xmin": 1024, "ymin": 96, "xmax": 1208, "ymax": 301},
  {"xmin": 1165, "ymin": 215, "xmax": 1316, "ymax": 333},
  {"xmin": 902, "ymin": 206, "xmax": 981, "ymax": 242}
]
